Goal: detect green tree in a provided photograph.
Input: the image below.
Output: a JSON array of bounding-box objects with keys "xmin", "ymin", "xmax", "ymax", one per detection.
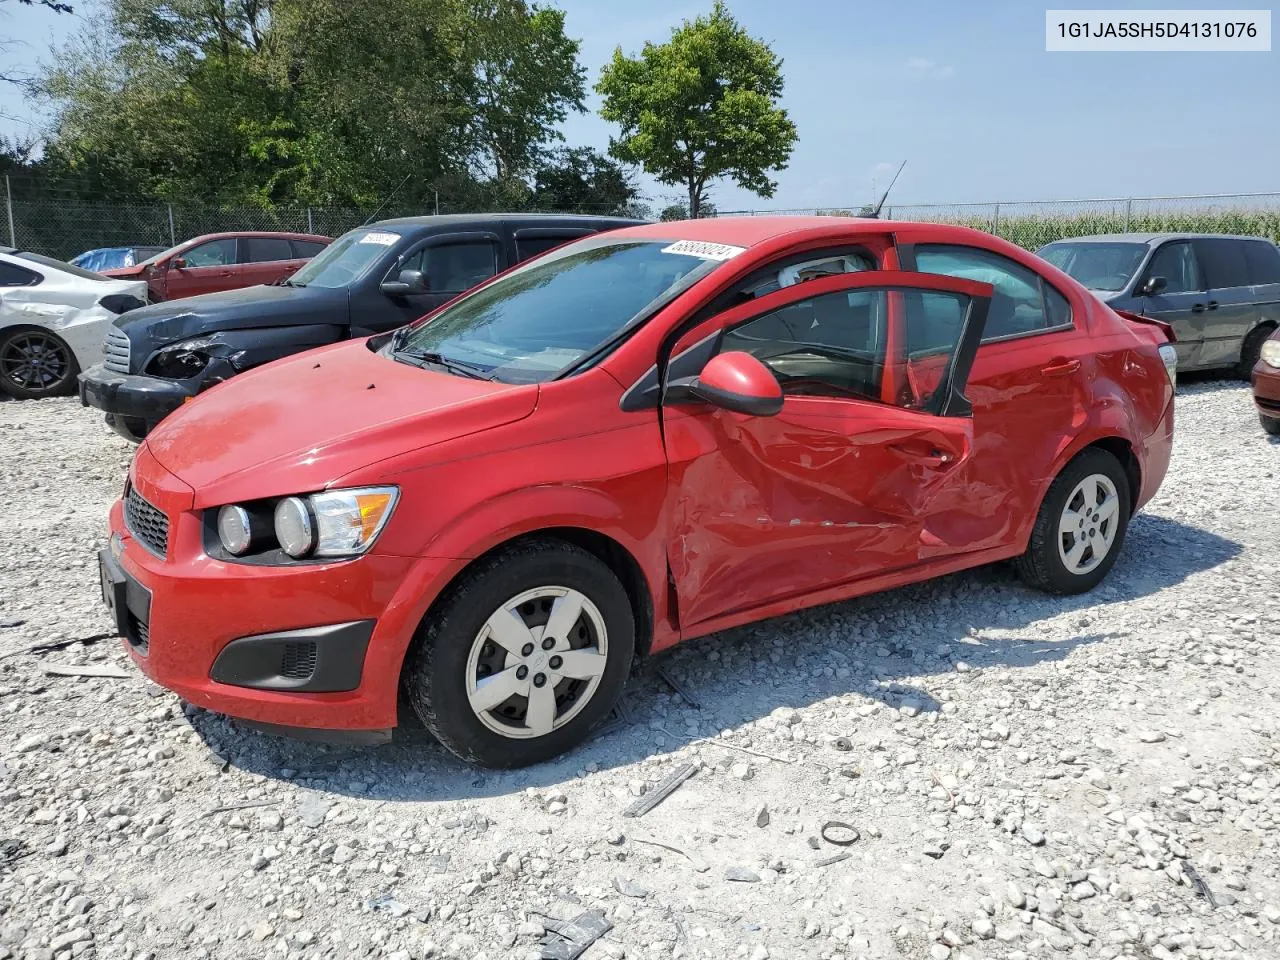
[
  {"xmin": 658, "ymin": 199, "xmax": 716, "ymax": 221},
  {"xmin": 34, "ymin": 0, "xmax": 587, "ymax": 207},
  {"xmin": 596, "ymin": 1, "xmax": 796, "ymax": 219},
  {"xmin": 532, "ymin": 147, "xmax": 646, "ymax": 216}
]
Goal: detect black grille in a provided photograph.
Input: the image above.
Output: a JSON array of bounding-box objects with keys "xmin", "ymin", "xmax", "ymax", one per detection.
[
  {"xmin": 280, "ymin": 642, "xmax": 317, "ymax": 680},
  {"xmin": 124, "ymin": 485, "xmax": 169, "ymax": 558},
  {"xmin": 128, "ymin": 615, "xmax": 150, "ymax": 655},
  {"xmin": 1257, "ymin": 396, "xmax": 1280, "ymax": 412}
]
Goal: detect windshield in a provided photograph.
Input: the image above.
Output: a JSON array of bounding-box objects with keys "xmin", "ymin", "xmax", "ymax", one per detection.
[
  {"xmin": 1038, "ymin": 241, "xmax": 1149, "ymax": 292},
  {"xmin": 140, "ymin": 242, "xmax": 186, "ymax": 267},
  {"xmin": 287, "ymin": 228, "xmax": 406, "ymax": 289},
  {"xmin": 391, "ymin": 238, "xmax": 728, "ymax": 383},
  {"xmin": 16, "ymin": 251, "xmax": 113, "ymax": 281}
]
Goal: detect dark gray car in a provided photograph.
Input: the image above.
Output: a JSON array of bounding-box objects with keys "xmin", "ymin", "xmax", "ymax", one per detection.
[{"xmin": 1038, "ymin": 233, "xmax": 1280, "ymax": 376}]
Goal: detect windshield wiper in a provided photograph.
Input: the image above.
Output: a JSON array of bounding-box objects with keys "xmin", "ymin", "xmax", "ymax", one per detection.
[{"xmin": 393, "ymin": 349, "xmax": 494, "ymax": 381}]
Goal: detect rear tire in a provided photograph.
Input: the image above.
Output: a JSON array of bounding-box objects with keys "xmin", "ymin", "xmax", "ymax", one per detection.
[
  {"xmin": 1261, "ymin": 412, "xmax": 1280, "ymax": 437},
  {"xmin": 0, "ymin": 328, "xmax": 80, "ymax": 400},
  {"xmin": 404, "ymin": 539, "xmax": 634, "ymax": 768},
  {"xmin": 1238, "ymin": 324, "xmax": 1275, "ymax": 380},
  {"xmin": 1015, "ymin": 448, "xmax": 1131, "ymax": 595}
]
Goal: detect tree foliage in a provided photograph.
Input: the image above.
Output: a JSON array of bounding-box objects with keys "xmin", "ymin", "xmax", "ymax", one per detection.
[
  {"xmin": 30, "ymin": 0, "xmax": 601, "ymax": 209},
  {"xmin": 532, "ymin": 147, "xmax": 646, "ymax": 216},
  {"xmin": 596, "ymin": 1, "xmax": 796, "ymax": 218}
]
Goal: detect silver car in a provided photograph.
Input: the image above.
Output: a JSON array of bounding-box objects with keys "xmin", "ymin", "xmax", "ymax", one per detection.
[{"xmin": 1037, "ymin": 233, "xmax": 1280, "ymax": 377}]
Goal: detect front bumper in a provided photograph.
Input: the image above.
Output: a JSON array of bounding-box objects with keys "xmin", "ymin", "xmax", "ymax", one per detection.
[
  {"xmin": 102, "ymin": 447, "xmax": 459, "ymax": 733},
  {"xmin": 1252, "ymin": 361, "xmax": 1280, "ymax": 419},
  {"xmin": 79, "ymin": 363, "xmax": 197, "ymax": 437}
]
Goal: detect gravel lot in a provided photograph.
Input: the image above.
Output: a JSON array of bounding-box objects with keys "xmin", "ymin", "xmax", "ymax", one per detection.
[{"xmin": 1, "ymin": 381, "xmax": 1278, "ymax": 960}]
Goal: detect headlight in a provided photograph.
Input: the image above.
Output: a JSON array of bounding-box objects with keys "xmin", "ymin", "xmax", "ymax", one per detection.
[
  {"xmin": 217, "ymin": 505, "xmax": 253, "ymax": 555},
  {"xmin": 274, "ymin": 497, "xmax": 315, "ymax": 558},
  {"xmin": 1158, "ymin": 343, "xmax": 1177, "ymax": 385},
  {"xmin": 147, "ymin": 341, "xmax": 211, "ymax": 379},
  {"xmin": 273, "ymin": 487, "xmax": 398, "ymax": 559},
  {"xmin": 1260, "ymin": 339, "xmax": 1280, "ymax": 369}
]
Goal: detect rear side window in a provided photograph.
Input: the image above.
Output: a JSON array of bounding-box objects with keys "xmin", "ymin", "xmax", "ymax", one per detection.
[
  {"xmin": 1143, "ymin": 241, "xmax": 1203, "ymax": 294},
  {"xmin": 0, "ymin": 261, "xmax": 41, "ymax": 287},
  {"xmin": 1243, "ymin": 241, "xmax": 1280, "ymax": 284},
  {"xmin": 913, "ymin": 245, "xmax": 1070, "ymax": 341},
  {"xmin": 291, "ymin": 240, "xmax": 327, "ymax": 259},
  {"xmin": 244, "ymin": 237, "xmax": 296, "ymax": 263},
  {"xmin": 1192, "ymin": 238, "xmax": 1250, "ymax": 289}
]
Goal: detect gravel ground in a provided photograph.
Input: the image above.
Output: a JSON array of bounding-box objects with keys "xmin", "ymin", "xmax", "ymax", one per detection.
[{"xmin": 1, "ymin": 381, "xmax": 1278, "ymax": 960}]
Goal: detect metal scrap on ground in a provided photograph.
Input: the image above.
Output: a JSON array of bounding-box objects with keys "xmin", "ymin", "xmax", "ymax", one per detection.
[
  {"xmin": 42, "ymin": 663, "xmax": 132, "ymax": 679},
  {"xmin": 538, "ymin": 909, "xmax": 612, "ymax": 960},
  {"xmin": 622, "ymin": 763, "xmax": 695, "ymax": 818}
]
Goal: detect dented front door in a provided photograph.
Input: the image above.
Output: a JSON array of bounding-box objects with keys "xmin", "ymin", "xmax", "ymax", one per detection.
[{"xmin": 661, "ymin": 271, "xmax": 992, "ymax": 628}]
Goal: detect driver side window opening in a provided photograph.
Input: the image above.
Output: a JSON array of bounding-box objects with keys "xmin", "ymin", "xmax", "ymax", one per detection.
[
  {"xmin": 718, "ymin": 286, "xmax": 972, "ymax": 411},
  {"xmin": 182, "ymin": 239, "xmax": 236, "ymax": 268},
  {"xmin": 1142, "ymin": 241, "xmax": 1203, "ymax": 294},
  {"xmin": 397, "ymin": 240, "xmax": 500, "ymax": 293}
]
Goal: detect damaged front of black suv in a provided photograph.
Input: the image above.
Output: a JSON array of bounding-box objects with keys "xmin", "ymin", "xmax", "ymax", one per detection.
[{"xmin": 78, "ymin": 285, "xmax": 348, "ymax": 441}]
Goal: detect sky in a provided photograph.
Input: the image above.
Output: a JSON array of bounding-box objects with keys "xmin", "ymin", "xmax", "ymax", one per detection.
[{"xmin": 1, "ymin": 0, "xmax": 1278, "ymax": 211}]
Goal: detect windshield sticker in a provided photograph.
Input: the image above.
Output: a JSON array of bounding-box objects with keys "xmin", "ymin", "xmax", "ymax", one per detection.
[
  {"xmin": 660, "ymin": 240, "xmax": 747, "ymax": 261},
  {"xmin": 357, "ymin": 231, "xmax": 399, "ymax": 246}
]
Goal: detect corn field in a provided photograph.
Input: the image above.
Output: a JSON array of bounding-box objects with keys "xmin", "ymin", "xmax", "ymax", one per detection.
[
  {"xmin": 723, "ymin": 193, "xmax": 1280, "ymax": 251},
  {"xmin": 4, "ymin": 188, "xmax": 1280, "ymax": 260}
]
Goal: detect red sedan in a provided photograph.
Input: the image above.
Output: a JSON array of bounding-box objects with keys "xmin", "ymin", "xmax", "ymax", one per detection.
[
  {"xmin": 97, "ymin": 217, "xmax": 1177, "ymax": 766},
  {"xmin": 101, "ymin": 231, "xmax": 331, "ymax": 301}
]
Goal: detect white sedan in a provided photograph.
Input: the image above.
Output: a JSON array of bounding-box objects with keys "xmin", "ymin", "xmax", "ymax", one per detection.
[{"xmin": 0, "ymin": 248, "xmax": 149, "ymax": 400}]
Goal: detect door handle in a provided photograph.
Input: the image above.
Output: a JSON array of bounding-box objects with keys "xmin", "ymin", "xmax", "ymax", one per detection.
[
  {"xmin": 1040, "ymin": 357, "xmax": 1081, "ymax": 377},
  {"xmin": 1191, "ymin": 303, "xmax": 1206, "ymax": 313},
  {"xmin": 888, "ymin": 443, "xmax": 954, "ymax": 467},
  {"xmin": 1206, "ymin": 300, "xmax": 1219, "ymax": 310}
]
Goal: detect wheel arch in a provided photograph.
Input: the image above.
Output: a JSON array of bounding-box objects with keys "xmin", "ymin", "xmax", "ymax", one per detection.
[
  {"xmin": 399, "ymin": 525, "xmax": 659, "ymax": 689},
  {"xmin": 1084, "ymin": 436, "xmax": 1141, "ymax": 515}
]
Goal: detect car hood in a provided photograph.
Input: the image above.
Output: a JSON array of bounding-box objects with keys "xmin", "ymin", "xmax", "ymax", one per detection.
[
  {"xmin": 144, "ymin": 339, "xmax": 538, "ymax": 506},
  {"xmin": 100, "ymin": 265, "xmax": 147, "ymax": 279},
  {"xmin": 115, "ymin": 285, "xmax": 350, "ymax": 345}
]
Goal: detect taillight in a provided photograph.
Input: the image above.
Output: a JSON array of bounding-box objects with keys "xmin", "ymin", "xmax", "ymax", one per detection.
[{"xmin": 99, "ymin": 294, "xmax": 146, "ymax": 315}]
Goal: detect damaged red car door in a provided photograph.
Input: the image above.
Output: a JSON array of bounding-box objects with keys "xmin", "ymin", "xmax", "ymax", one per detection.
[{"xmin": 661, "ymin": 271, "xmax": 994, "ymax": 627}]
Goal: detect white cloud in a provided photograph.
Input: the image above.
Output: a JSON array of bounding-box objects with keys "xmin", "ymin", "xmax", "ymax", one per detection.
[{"xmin": 906, "ymin": 56, "xmax": 954, "ymax": 78}]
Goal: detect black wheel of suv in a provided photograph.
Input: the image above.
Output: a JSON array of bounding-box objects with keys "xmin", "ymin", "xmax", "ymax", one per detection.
[
  {"xmin": 1238, "ymin": 324, "xmax": 1275, "ymax": 380},
  {"xmin": 1261, "ymin": 412, "xmax": 1280, "ymax": 437},
  {"xmin": 1015, "ymin": 448, "xmax": 1132, "ymax": 595},
  {"xmin": 404, "ymin": 539, "xmax": 634, "ymax": 768},
  {"xmin": 0, "ymin": 328, "xmax": 80, "ymax": 400}
]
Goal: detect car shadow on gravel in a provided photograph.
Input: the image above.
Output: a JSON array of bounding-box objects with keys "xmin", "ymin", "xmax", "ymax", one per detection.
[{"xmin": 185, "ymin": 512, "xmax": 1239, "ymax": 802}]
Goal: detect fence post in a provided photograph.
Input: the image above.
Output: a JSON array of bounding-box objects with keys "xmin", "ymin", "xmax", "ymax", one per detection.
[
  {"xmin": 4, "ymin": 175, "xmax": 14, "ymax": 247},
  {"xmin": 886, "ymin": 206, "xmax": 894, "ymax": 220},
  {"xmin": 167, "ymin": 205, "xmax": 176, "ymax": 246},
  {"xmin": 307, "ymin": 207, "xmax": 314, "ymax": 234},
  {"xmin": 1124, "ymin": 198, "xmax": 1132, "ymax": 233},
  {"xmin": 993, "ymin": 203, "xmax": 1001, "ymax": 234}
]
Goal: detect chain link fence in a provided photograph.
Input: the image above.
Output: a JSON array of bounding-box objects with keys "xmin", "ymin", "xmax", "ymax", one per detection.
[
  {"xmin": 718, "ymin": 192, "xmax": 1280, "ymax": 250},
  {"xmin": 5, "ymin": 187, "xmax": 1280, "ymax": 260}
]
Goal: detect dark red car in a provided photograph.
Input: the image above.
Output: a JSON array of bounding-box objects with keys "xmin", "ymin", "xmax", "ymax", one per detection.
[
  {"xmin": 97, "ymin": 217, "xmax": 1177, "ymax": 767},
  {"xmin": 102, "ymin": 231, "xmax": 331, "ymax": 301}
]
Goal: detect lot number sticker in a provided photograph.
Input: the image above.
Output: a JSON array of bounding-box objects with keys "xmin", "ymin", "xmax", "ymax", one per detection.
[
  {"xmin": 358, "ymin": 231, "xmax": 400, "ymax": 246},
  {"xmin": 660, "ymin": 240, "xmax": 747, "ymax": 261}
]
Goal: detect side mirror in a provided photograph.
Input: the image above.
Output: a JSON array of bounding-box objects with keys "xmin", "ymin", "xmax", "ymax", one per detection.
[
  {"xmin": 169, "ymin": 257, "xmax": 186, "ymax": 269},
  {"xmin": 1141, "ymin": 275, "xmax": 1167, "ymax": 297},
  {"xmin": 687, "ymin": 351, "xmax": 783, "ymax": 416},
  {"xmin": 381, "ymin": 269, "xmax": 428, "ymax": 296}
]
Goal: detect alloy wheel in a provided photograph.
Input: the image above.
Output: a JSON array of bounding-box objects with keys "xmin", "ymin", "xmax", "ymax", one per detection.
[
  {"xmin": 464, "ymin": 586, "xmax": 609, "ymax": 739},
  {"xmin": 1057, "ymin": 473, "xmax": 1120, "ymax": 575},
  {"xmin": 0, "ymin": 332, "xmax": 71, "ymax": 391}
]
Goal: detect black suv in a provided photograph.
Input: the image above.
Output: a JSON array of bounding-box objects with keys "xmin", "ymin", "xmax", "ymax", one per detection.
[{"xmin": 79, "ymin": 213, "xmax": 643, "ymax": 440}]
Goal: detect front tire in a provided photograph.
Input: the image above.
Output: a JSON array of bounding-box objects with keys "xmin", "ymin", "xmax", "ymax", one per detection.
[
  {"xmin": 404, "ymin": 539, "xmax": 634, "ymax": 768},
  {"xmin": 1238, "ymin": 324, "xmax": 1275, "ymax": 380},
  {"xmin": 1015, "ymin": 448, "xmax": 1131, "ymax": 595},
  {"xmin": 0, "ymin": 328, "xmax": 80, "ymax": 400}
]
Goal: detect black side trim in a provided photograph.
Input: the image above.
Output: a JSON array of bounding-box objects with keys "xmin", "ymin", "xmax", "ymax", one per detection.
[
  {"xmin": 210, "ymin": 620, "xmax": 376, "ymax": 692},
  {"xmin": 234, "ymin": 719, "xmax": 392, "ymax": 746}
]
